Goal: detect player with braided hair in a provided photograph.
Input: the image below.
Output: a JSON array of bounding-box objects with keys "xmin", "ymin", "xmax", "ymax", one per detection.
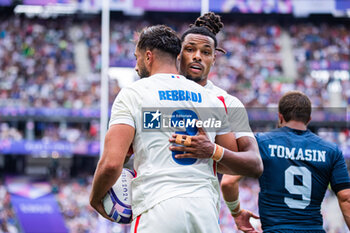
[
  {"xmin": 181, "ymin": 12, "xmax": 226, "ymax": 62},
  {"xmin": 92, "ymin": 24, "xmax": 262, "ymax": 233},
  {"xmin": 170, "ymin": 12, "xmax": 262, "ymax": 232},
  {"xmin": 189, "ymin": 11, "xmax": 224, "ymax": 35}
]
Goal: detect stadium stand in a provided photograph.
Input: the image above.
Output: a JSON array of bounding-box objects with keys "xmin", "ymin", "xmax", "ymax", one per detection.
[
  {"xmin": 1, "ymin": 16, "xmax": 349, "ymax": 109},
  {"xmin": 0, "ymin": 11, "xmax": 349, "ymax": 233},
  {"xmin": 1, "ymin": 176, "xmax": 349, "ymax": 233}
]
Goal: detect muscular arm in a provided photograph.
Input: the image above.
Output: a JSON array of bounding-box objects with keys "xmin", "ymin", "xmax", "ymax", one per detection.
[
  {"xmin": 169, "ymin": 129, "xmax": 263, "ymax": 178},
  {"xmin": 89, "ymin": 124, "xmax": 135, "ymax": 220},
  {"xmin": 216, "ymin": 135, "xmax": 263, "ymax": 178},
  {"xmin": 337, "ymin": 188, "xmax": 350, "ymax": 229},
  {"xmin": 221, "ymin": 174, "xmax": 242, "ymax": 202},
  {"xmin": 221, "ymin": 136, "xmax": 260, "ymax": 198},
  {"xmin": 215, "ymin": 131, "xmax": 239, "ymax": 174},
  {"xmin": 220, "ymin": 137, "xmax": 261, "ymax": 233}
]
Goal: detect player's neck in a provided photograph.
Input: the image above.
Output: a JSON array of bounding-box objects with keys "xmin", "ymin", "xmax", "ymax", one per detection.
[
  {"xmin": 150, "ymin": 61, "xmax": 179, "ymax": 76},
  {"xmin": 198, "ymin": 79, "xmax": 207, "ymax": 87},
  {"xmin": 284, "ymin": 121, "xmax": 307, "ymax": 131}
]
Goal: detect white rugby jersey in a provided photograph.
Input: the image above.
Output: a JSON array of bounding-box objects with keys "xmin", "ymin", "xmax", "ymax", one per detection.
[
  {"xmin": 109, "ymin": 73, "xmax": 230, "ymax": 218},
  {"xmin": 204, "ymin": 80, "xmax": 254, "ymax": 139}
]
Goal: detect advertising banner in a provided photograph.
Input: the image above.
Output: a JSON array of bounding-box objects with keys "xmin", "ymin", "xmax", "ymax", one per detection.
[
  {"xmin": 133, "ymin": 0, "xmax": 201, "ymax": 12},
  {"xmin": 292, "ymin": 0, "xmax": 335, "ymax": 16},
  {"xmin": 0, "ymin": 0, "xmax": 11, "ymax": 6},
  {"xmin": 7, "ymin": 178, "xmax": 68, "ymax": 233},
  {"xmin": 11, "ymin": 194, "xmax": 68, "ymax": 233},
  {"xmin": 133, "ymin": 0, "xmax": 292, "ymax": 13},
  {"xmin": 0, "ymin": 107, "xmax": 100, "ymax": 118},
  {"xmin": 335, "ymin": 0, "xmax": 350, "ymax": 11},
  {"xmin": 0, "ymin": 140, "xmax": 100, "ymax": 156},
  {"xmin": 210, "ymin": 0, "xmax": 293, "ymax": 14},
  {"xmin": 23, "ymin": 0, "xmax": 70, "ymax": 5}
]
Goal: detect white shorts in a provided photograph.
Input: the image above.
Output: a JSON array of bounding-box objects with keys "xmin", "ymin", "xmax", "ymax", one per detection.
[{"xmin": 130, "ymin": 196, "xmax": 221, "ymax": 233}]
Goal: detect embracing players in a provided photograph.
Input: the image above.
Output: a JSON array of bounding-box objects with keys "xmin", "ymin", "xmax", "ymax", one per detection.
[{"xmin": 90, "ymin": 24, "xmax": 262, "ymax": 233}]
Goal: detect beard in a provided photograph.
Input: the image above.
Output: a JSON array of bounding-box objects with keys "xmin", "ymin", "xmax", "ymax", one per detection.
[
  {"xmin": 181, "ymin": 67, "xmax": 207, "ymax": 84},
  {"xmin": 137, "ymin": 63, "xmax": 150, "ymax": 79},
  {"xmin": 185, "ymin": 74, "xmax": 203, "ymax": 83},
  {"xmin": 138, "ymin": 68, "xmax": 150, "ymax": 79}
]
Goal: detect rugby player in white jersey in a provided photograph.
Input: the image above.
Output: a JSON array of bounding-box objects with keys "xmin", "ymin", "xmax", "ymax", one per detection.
[
  {"xmin": 90, "ymin": 25, "xmax": 262, "ymax": 233},
  {"xmin": 170, "ymin": 13, "xmax": 262, "ymax": 232}
]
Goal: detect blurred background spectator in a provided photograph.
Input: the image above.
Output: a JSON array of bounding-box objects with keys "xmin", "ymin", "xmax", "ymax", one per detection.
[{"xmin": 0, "ymin": 4, "xmax": 348, "ymax": 233}]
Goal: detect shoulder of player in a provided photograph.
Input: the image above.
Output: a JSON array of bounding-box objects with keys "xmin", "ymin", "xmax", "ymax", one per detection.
[
  {"xmin": 257, "ymin": 129, "xmax": 341, "ymax": 154},
  {"xmin": 123, "ymin": 77, "xmax": 154, "ymax": 92},
  {"xmin": 255, "ymin": 129, "xmax": 282, "ymax": 143},
  {"xmin": 123, "ymin": 74, "xmax": 207, "ymax": 97},
  {"xmin": 207, "ymin": 81, "xmax": 227, "ymax": 95},
  {"xmin": 305, "ymin": 132, "xmax": 340, "ymax": 152},
  {"xmin": 133, "ymin": 74, "xmax": 197, "ymax": 87},
  {"xmin": 209, "ymin": 82, "xmax": 244, "ymax": 107},
  {"xmin": 224, "ymin": 94, "xmax": 245, "ymax": 108},
  {"xmin": 116, "ymin": 81, "xmax": 146, "ymax": 101}
]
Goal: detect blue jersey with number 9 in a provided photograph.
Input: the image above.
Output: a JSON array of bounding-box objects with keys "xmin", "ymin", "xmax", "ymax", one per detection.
[{"xmin": 256, "ymin": 126, "xmax": 350, "ymax": 232}]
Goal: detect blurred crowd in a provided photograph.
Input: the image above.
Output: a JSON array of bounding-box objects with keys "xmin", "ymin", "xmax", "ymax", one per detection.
[
  {"xmin": 39, "ymin": 122, "xmax": 99, "ymax": 143},
  {"xmin": 0, "ymin": 177, "xmax": 348, "ymax": 233},
  {"xmin": 0, "ymin": 123, "xmax": 22, "ymax": 141},
  {"xmin": 0, "ymin": 121, "xmax": 99, "ymax": 143},
  {"xmin": 205, "ymin": 22, "xmax": 349, "ymax": 107},
  {"xmin": 318, "ymin": 128, "xmax": 349, "ymax": 149},
  {"xmin": 0, "ymin": 13, "xmax": 349, "ymax": 233},
  {"xmin": 289, "ymin": 23, "xmax": 350, "ymax": 107},
  {"xmin": 0, "ymin": 16, "xmax": 119, "ymax": 110},
  {"xmin": 54, "ymin": 177, "xmax": 100, "ymax": 233},
  {"xmin": 0, "ymin": 15, "xmax": 348, "ymax": 152},
  {"xmin": 210, "ymin": 22, "xmax": 284, "ymax": 107},
  {"xmin": 0, "ymin": 182, "xmax": 18, "ymax": 233},
  {"xmin": 0, "ymin": 16, "xmax": 349, "ymax": 110}
]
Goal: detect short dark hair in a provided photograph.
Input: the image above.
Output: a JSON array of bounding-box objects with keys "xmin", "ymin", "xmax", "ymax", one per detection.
[
  {"xmin": 278, "ymin": 91, "xmax": 312, "ymax": 124},
  {"xmin": 182, "ymin": 27, "xmax": 218, "ymax": 47},
  {"xmin": 181, "ymin": 12, "xmax": 225, "ymax": 53},
  {"xmin": 137, "ymin": 25, "xmax": 181, "ymax": 59}
]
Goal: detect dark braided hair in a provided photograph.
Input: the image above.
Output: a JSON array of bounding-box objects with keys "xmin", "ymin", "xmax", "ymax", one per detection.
[
  {"xmin": 190, "ymin": 12, "xmax": 223, "ymax": 35},
  {"xmin": 137, "ymin": 25, "xmax": 181, "ymax": 59},
  {"xmin": 181, "ymin": 12, "xmax": 226, "ymax": 53}
]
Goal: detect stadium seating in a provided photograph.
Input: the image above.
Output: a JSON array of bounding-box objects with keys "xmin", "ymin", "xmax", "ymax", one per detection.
[{"xmin": 0, "ymin": 13, "xmax": 349, "ymax": 233}]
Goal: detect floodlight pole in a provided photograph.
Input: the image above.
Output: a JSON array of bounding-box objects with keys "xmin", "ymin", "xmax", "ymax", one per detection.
[
  {"xmin": 201, "ymin": 0, "xmax": 209, "ymax": 15},
  {"xmin": 100, "ymin": 0, "xmax": 110, "ymax": 157}
]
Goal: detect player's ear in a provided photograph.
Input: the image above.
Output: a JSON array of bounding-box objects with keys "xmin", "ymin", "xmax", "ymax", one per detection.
[
  {"xmin": 145, "ymin": 50, "xmax": 152, "ymax": 63},
  {"xmin": 306, "ymin": 116, "xmax": 312, "ymax": 125},
  {"xmin": 278, "ymin": 113, "xmax": 284, "ymax": 125},
  {"xmin": 176, "ymin": 57, "xmax": 180, "ymax": 71}
]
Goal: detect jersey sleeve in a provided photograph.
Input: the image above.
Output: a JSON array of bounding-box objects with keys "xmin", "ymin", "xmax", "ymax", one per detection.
[
  {"xmin": 109, "ymin": 87, "xmax": 137, "ymax": 128},
  {"xmin": 215, "ymin": 107, "xmax": 231, "ymax": 135},
  {"xmin": 330, "ymin": 147, "xmax": 350, "ymax": 194},
  {"xmin": 226, "ymin": 96, "xmax": 254, "ymax": 139}
]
